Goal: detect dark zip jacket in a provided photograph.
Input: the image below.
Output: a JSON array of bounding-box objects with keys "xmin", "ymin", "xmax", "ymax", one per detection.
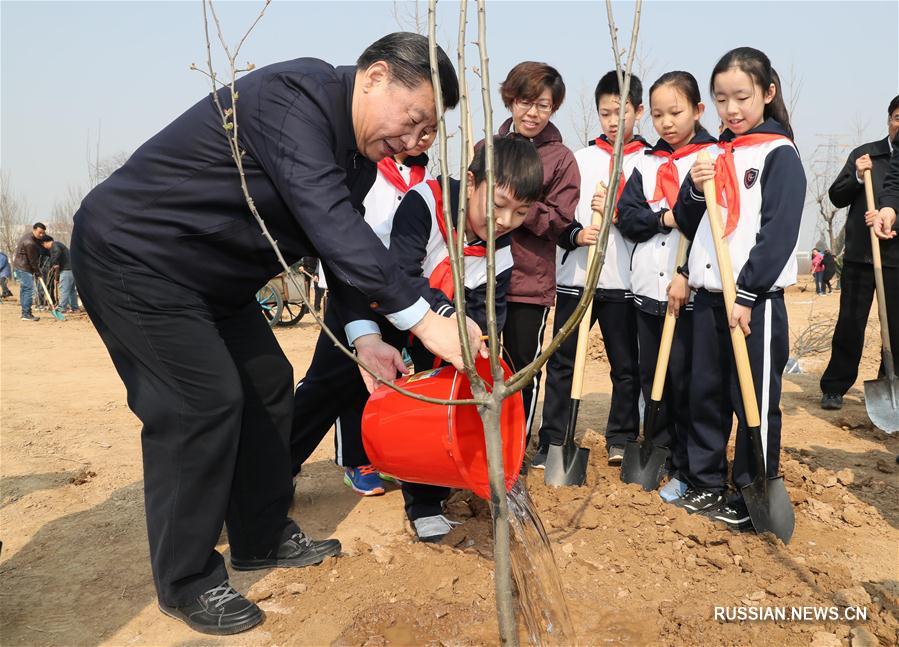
[
  {"xmin": 74, "ymin": 58, "xmax": 424, "ymax": 326},
  {"xmin": 829, "ymin": 136, "xmax": 898, "ymax": 267}
]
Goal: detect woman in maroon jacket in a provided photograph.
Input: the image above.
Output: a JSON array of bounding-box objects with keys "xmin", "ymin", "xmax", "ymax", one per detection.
[{"xmin": 497, "ymin": 62, "xmax": 581, "ymax": 439}]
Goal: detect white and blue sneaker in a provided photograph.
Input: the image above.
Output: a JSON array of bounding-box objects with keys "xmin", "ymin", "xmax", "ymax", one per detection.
[
  {"xmin": 343, "ymin": 465, "xmax": 386, "ymax": 496},
  {"xmin": 659, "ymin": 477, "xmax": 689, "ymax": 503}
]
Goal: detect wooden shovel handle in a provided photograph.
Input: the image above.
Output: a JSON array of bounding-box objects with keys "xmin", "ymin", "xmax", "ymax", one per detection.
[
  {"xmin": 649, "ymin": 234, "xmax": 689, "ymax": 401},
  {"xmin": 863, "ymin": 170, "xmax": 893, "ymax": 355},
  {"xmin": 571, "ymin": 181, "xmax": 606, "ymax": 400},
  {"xmin": 38, "ymin": 276, "xmax": 56, "ymax": 308},
  {"xmin": 697, "ymin": 150, "xmax": 761, "ymax": 428}
]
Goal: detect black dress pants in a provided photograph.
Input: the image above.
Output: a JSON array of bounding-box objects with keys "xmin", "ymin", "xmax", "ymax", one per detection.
[
  {"xmin": 72, "ymin": 230, "xmax": 298, "ymax": 607},
  {"xmin": 635, "ymin": 307, "xmax": 692, "ymax": 477},
  {"xmin": 538, "ymin": 291, "xmax": 640, "ymax": 448},
  {"xmin": 821, "ymin": 261, "xmax": 899, "ymax": 396}
]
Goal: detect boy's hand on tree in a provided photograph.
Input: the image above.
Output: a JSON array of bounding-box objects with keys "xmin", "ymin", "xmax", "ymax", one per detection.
[
  {"xmin": 729, "ymin": 303, "xmax": 752, "ymax": 336},
  {"xmin": 354, "ymin": 334, "xmax": 408, "ymax": 393},
  {"xmin": 690, "ymin": 159, "xmax": 715, "ymax": 192},
  {"xmin": 576, "ymin": 224, "xmax": 602, "ymax": 246},
  {"xmin": 855, "ymin": 154, "xmax": 873, "ymax": 181},
  {"xmin": 666, "ymin": 274, "xmax": 689, "ymax": 317}
]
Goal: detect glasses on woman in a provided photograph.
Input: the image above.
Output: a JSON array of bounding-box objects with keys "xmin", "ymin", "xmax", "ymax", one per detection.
[{"xmin": 514, "ymin": 98, "xmax": 553, "ymax": 114}]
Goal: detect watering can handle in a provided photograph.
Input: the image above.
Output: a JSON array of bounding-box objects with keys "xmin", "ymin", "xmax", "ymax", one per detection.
[{"xmin": 697, "ymin": 150, "xmax": 761, "ymax": 428}]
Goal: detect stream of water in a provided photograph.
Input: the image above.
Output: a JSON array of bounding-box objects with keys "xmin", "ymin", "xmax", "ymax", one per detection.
[{"xmin": 507, "ymin": 479, "xmax": 576, "ymax": 646}]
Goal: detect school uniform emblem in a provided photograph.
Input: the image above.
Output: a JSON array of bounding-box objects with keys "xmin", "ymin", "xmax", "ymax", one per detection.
[{"xmin": 744, "ymin": 168, "xmax": 759, "ymax": 189}]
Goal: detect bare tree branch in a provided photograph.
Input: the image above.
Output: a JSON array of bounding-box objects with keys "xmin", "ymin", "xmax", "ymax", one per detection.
[
  {"xmin": 505, "ymin": 0, "xmax": 643, "ymax": 395},
  {"xmin": 196, "ymin": 0, "xmax": 482, "ymax": 406}
]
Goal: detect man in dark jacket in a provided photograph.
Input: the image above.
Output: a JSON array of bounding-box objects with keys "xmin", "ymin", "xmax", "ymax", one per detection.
[
  {"xmin": 44, "ymin": 236, "xmax": 78, "ymax": 311},
  {"xmin": 12, "ymin": 222, "xmax": 46, "ymax": 321},
  {"xmin": 71, "ymin": 33, "xmax": 467, "ymax": 635},
  {"xmin": 820, "ymin": 95, "xmax": 899, "ymax": 409}
]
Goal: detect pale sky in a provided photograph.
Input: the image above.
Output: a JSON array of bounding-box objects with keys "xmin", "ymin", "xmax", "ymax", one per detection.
[{"xmin": 2, "ymin": 0, "xmax": 898, "ymax": 248}]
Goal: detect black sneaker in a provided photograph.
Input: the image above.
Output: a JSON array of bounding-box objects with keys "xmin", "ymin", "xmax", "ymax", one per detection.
[
  {"xmin": 21, "ymin": 314, "xmax": 39, "ymax": 322},
  {"xmin": 820, "ymin": 393, "xmax": 843, "ymax": 410},
  {"xmin": 673, "ymin": 487, "xmax": 725, "ymax": 513},
  {"xmin": 531, "ymin": 445, "xmax": 548, "ymax": 470},
  {"xmin": 704, "ymin": 498, "xmax": 753, "ymax": 532},
  {"xmin": 231, "ymin": 529, "xmax": 341, "ymax": 571},
  {"xmin": 158, "ymin": 580, "xmax": 262, "ymax": 635}
]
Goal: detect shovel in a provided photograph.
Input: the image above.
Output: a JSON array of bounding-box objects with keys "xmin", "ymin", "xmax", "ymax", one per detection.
[
  {"xmin": 621, "ymin": 235, "xmax": 689, "ymax": 490},
  {"xmin": 862, "ymin": 170, "xmax": 898, "ymax": 433},
  {"xmin": 37, "ymin": 276, "xmax": 65, "ymax": 321},
  {"xmin": 699, "ymin": 150, "xmax": 794, "ymax": 543},
  {"xmin": 545, "ymin": 182, "xmax": 607, "ymax": 487}
]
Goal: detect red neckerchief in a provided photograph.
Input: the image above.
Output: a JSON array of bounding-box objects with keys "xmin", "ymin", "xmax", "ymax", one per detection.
[
  {"xmin": 377, "ymin": 157, "xmax": 426, "ymax": 193},
  {"xmin": 594, "ymin": 138, "xmax": 650, "ymax": 212},
  {"xmin": 713, "ymin": 133, "xmax": 791, "ymax": 236},
  {"xmin": 651, "ymin": 142, "xmax": 715, "ymax": 208},
  {"xmin": 425, "ymin": 179, "xmax": 486, "ymax": 301}
]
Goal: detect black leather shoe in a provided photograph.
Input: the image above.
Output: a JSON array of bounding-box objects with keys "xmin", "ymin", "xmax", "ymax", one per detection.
[
  {"xmin": 158, "ymin": 581, "xmax": 262, "ymax": 635},
  {"xmin": 820, "ymin": 393, "xmax": 843, "ymax": 410},
  {"xmin": 231, "ymin": 530, "xmax": 341, "ymax": 571}
]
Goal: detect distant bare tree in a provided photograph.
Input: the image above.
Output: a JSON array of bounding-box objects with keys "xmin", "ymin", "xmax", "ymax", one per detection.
[
  {"xmin": 633, "ymin": 47, "xmax": 655, "ymax": 135},
  {"xmin": 782, "ymin": 63, "xmax": 803, "ymax": 121},
  {"xmin": 392, "ymin": 0, "xmax": 424, "ymax": 33},
  {"xmin": 812, "ymin": 168, "xmax": 844, "ymax": 257},
  {"xmin": 569, "ymin": 85, "xmax": 599, "ymax": 148},
  {"xmin": 49, "ymin": 185, "xmax": 87, "ymax": 245},
  {"xmin": 0, "ymin": 171, "xmax": 32, "ymax": 256}
]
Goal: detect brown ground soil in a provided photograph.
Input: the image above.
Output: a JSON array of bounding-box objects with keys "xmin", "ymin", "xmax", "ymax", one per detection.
[{"xmin": 1, "ymin": 277, "xmax": 897, "ymax": 646}]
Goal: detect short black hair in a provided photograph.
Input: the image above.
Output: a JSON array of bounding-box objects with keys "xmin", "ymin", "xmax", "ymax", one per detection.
[
  {"xmin": 889, "ymin": 95, "xmax": 899, "ymax": 115},
  {"xmin": 33, "ymin": 222, "xmax": 47, "ymax": 230},
  {"xmin": 357, "ymin": 32, "xmax": 459, "ymax": 109},
  {"xmin": 41, "ymin": 235, "xmax": 54, "ymax": 243},
  {"xmin": 594, "ymin": 70, "xmax": 642, "ymax": 109},
  {"xmin": 469, "ymin": 136, "xmax": 543, "ymax": 203}
]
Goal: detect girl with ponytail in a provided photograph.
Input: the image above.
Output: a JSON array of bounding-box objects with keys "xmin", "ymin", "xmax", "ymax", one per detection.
[{"xmin": 664, "ymin": 47, "xmax": 806, "ymax": 531}]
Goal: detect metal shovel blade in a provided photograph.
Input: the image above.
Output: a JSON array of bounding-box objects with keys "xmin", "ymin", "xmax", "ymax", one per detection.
[
  {"xmin": 620, "ymin": 402, "xmax": 669, "ymax": 490},
  {"xmin": 544, "ymin": 441, "xmax": 589, "ymax": 487},
  {"xmin": 741, "ymin": 475, "xmax": 795, "ymax": 544},
  {"xmin": 620, "ymin": 440, "xmax": 670, "ymax": 491},
  {"xmin": 741, "ymin": 424, "xmax": 795, "ymax": 544},
  {"xmin": 50, "ymin": 308, "xmax": 66, "ymax": 321},
  {"xmin": 863, "ymin": 376, "xmax": 899, "ymax": 433}
]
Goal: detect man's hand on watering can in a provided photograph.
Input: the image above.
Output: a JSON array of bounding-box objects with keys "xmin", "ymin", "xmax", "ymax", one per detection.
[
  {"xmin": 410, "ymin": 310, "xmax": 487, "ymax": 371},
  {"xmin": 354, "ymin": 333, "xmax": 408, "ymax": 393}
]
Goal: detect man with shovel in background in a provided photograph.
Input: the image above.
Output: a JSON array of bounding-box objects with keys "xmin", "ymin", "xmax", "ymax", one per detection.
[
  {"xmin": 820, "ymin": 96, "xmax": 899, "ymax": 412},
  {"xmin": 70, "ymin": 33, "xmax": 479, "ymax": 636}
]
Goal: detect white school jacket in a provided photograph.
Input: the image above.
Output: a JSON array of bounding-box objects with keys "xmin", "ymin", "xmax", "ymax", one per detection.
[
  {"xmin": 556, "ymin": 138, "xmax": 648, "ymax": 293},
  {"xmin": 619, "ymin": 135, "xmax": 719, "ymax": 306},
  {"xmin": 319, "ymin": 157, "xmax": 431, "ymax": 289},
  {"xmin": 674, "ymin": 122, "xmax": 807, "ymax": 308}
]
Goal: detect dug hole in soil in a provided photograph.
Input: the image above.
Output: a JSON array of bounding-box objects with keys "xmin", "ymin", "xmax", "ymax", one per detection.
[{"xmin": 1, "ymin": 280, "xmax": 897, "ymax": 646}]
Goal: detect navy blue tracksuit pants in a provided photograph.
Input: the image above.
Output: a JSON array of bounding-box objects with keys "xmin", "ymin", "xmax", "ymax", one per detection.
[
  {"xmin": 688, "ymin": 289, "xmax": 788, "ymax": 493},
  {"xmin": 635, "ymin": 306, "xmax": 692, "ymax": 478},
  {"xmin": 538, "ymin": 290, "xmax": 640, "ymax": 448},
  {"xmin": 290, "ymin": 305, "xmax": 372, "ymax": 473}
]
